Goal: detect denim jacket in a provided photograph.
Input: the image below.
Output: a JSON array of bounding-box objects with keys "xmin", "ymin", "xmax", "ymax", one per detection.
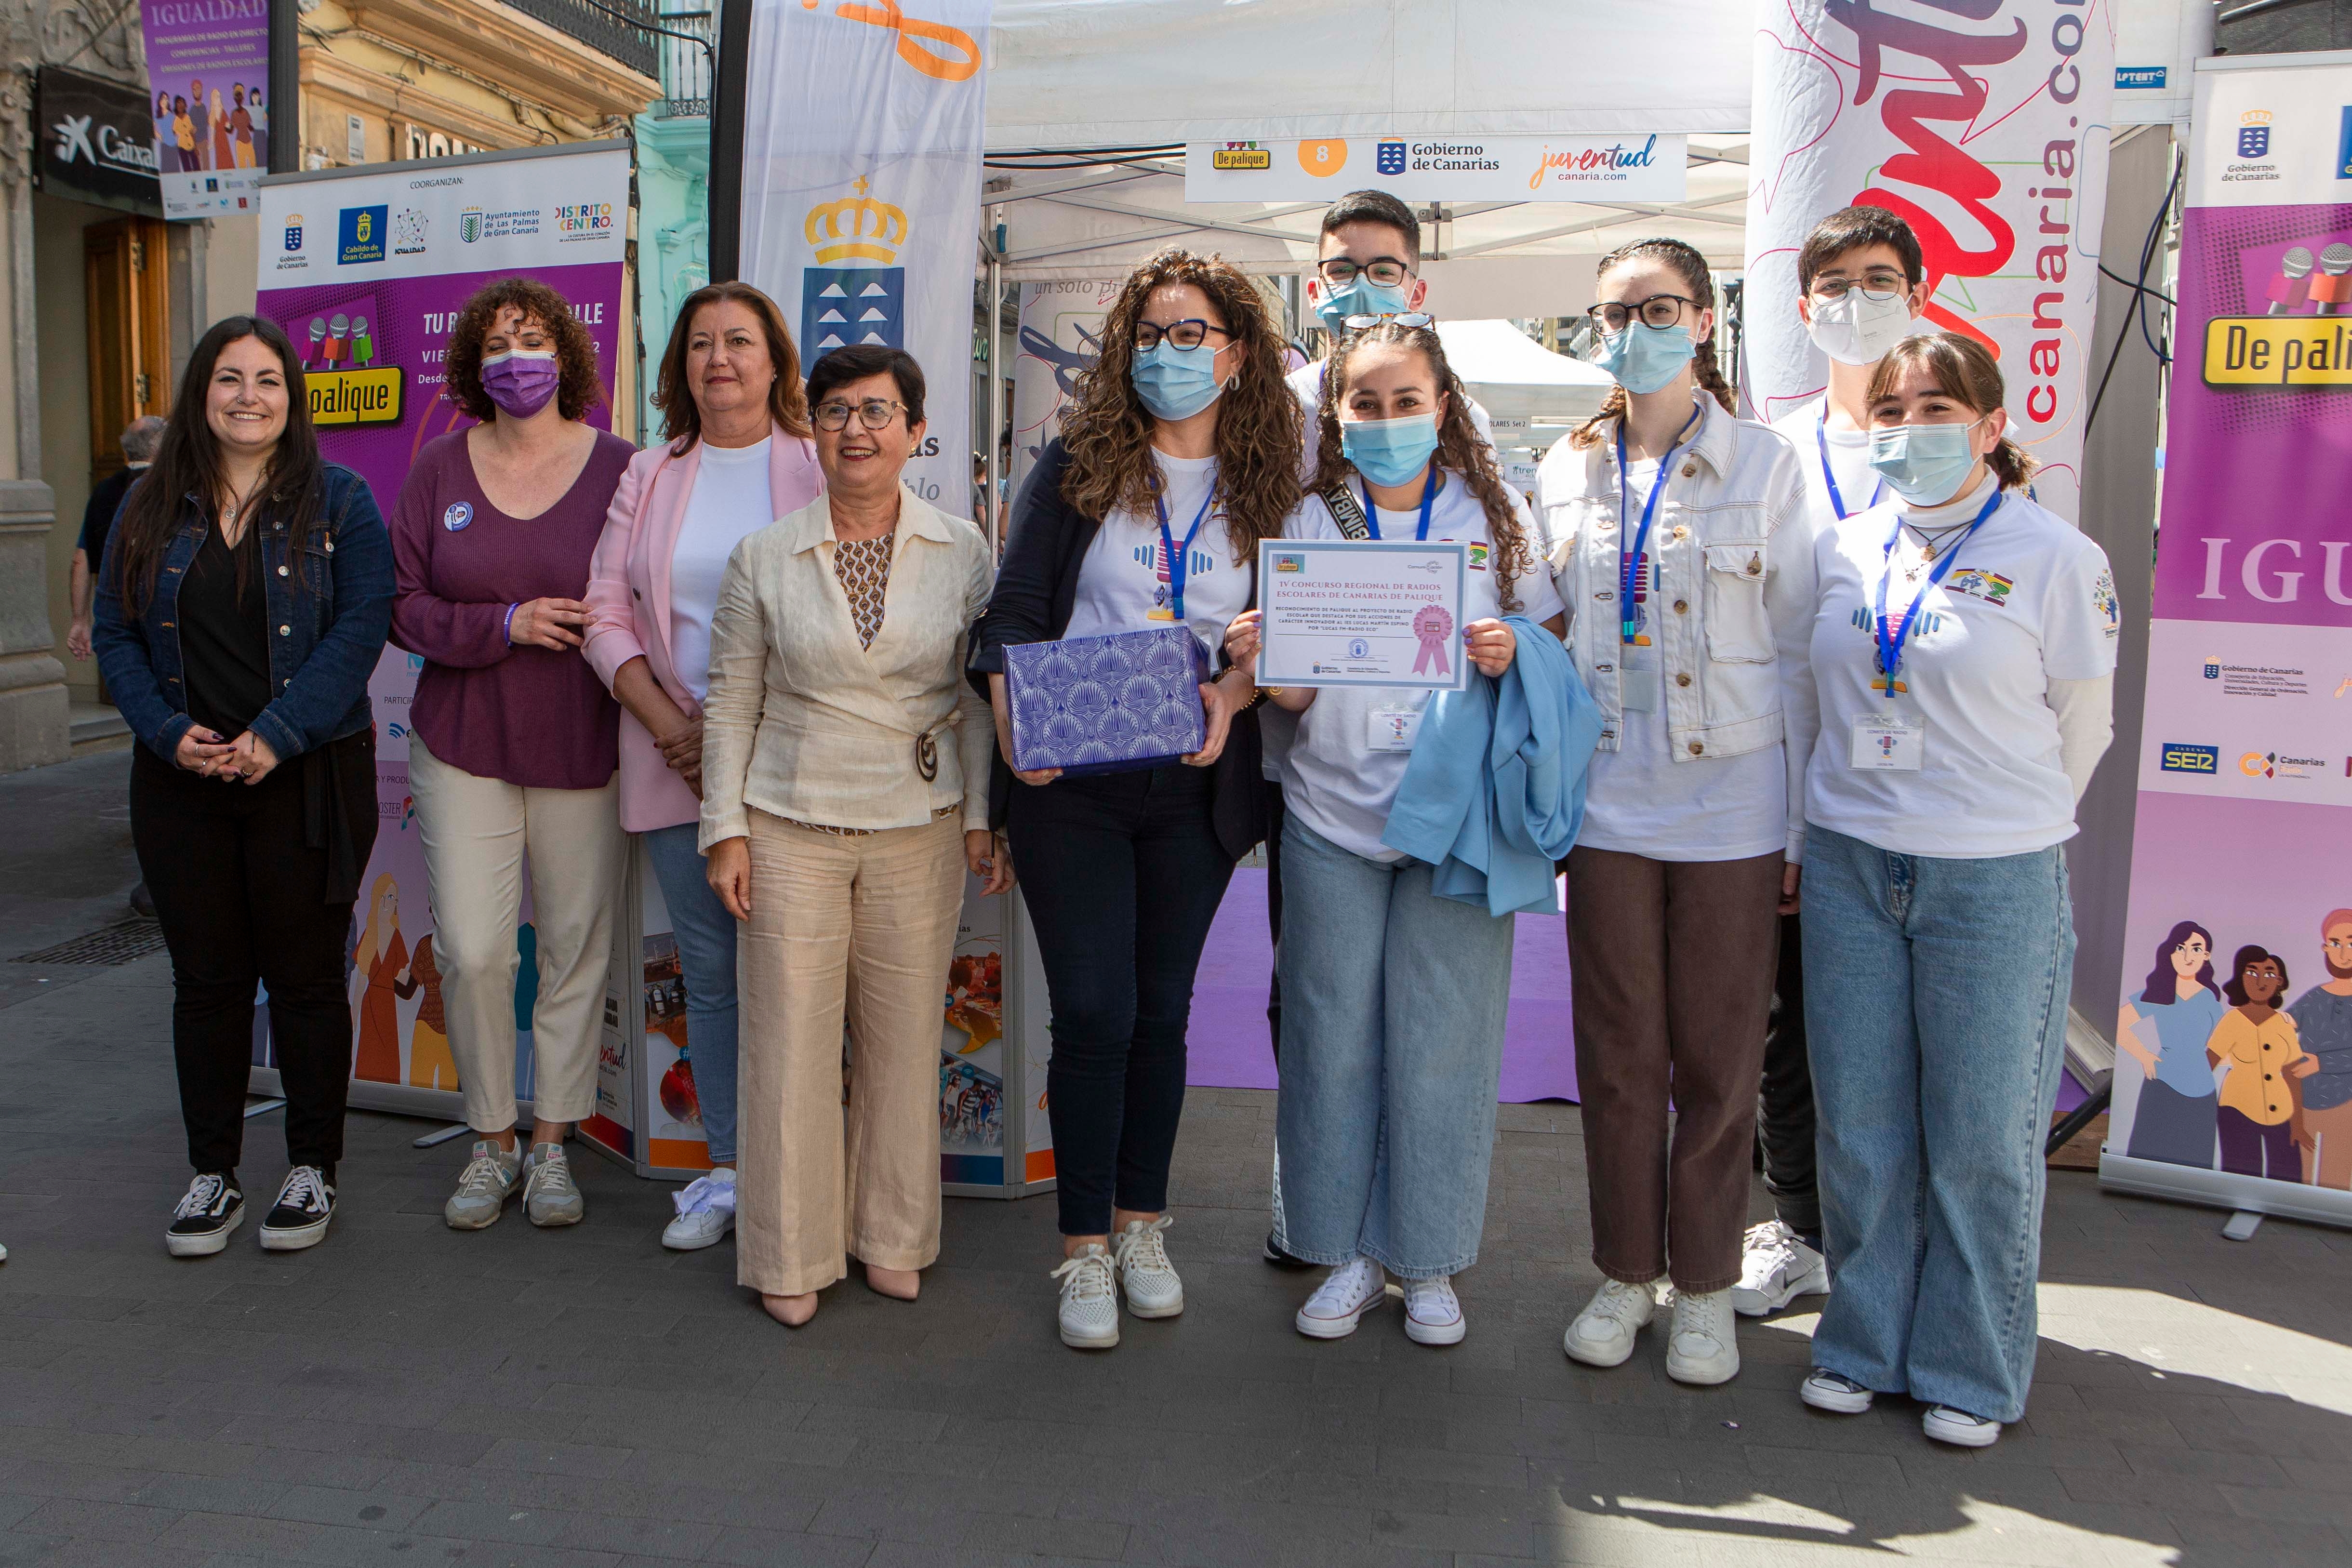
[{"xmin": 93, "ymin": 463, "xmax": 393, "ymax": 767}]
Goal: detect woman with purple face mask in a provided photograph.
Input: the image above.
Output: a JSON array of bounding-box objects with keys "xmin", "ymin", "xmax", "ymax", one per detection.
[{"xmin": 389, "ymin": 278, "xmax": 634, "ymax": 1233}]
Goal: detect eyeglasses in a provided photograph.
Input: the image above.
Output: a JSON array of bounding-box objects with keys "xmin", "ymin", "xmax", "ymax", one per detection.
[
  {"xmin": 813, "ymin": 398, "xmax": 907, "ymax": 431},
  {"xmin": 1587, "ymin": 294, "xmax": 1701, "ymax": 333},
  {"xmin": 1133, "ymin": 319, "xmax": 1232, "ymax": 352},
  {"xmin": 1341, "ymin": 312, "xmax": 1435, "ymax": 333},
  {"xmin": 1809, "ymin": 273, "xmax": 1911, "ymax": 302},
  {"xmin": 1318, "ymin": 256, "xmax": 1412, "ymax": 289}
]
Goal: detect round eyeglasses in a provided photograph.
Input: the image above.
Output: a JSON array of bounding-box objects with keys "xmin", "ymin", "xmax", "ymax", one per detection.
[
  {"xmin": 1318, "ymin": 256, "xmax": 1412, "ymax": 290},
  {"xmin": 1133, "ymin": 319, "xmax": 1232, "ymax": 353},
  {"xmin": 813, "ymin": 399, "xmax": 907, "ymax": 432},
  {"xmin": 1586, "ymin": 294, "xmax": 1700, "ymax": 334},
  {"xmin": 1341, "ymin": 312, "xmax": 1435, "ymax": 332}
]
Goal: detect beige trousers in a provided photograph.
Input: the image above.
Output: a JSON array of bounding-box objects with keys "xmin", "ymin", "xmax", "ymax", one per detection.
[
  {"xmin": 737, "ymin": 809, "xmax": 963, "ymax": 1297},
  {"xmin": 407, "ymin": 735, "xmax": 625, "ymax": 1132}
]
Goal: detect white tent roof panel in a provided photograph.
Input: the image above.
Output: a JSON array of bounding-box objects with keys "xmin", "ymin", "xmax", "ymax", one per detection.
[{"xmin": 1436, "ymin": 318, "xmax": 1616, "ymax": 428}]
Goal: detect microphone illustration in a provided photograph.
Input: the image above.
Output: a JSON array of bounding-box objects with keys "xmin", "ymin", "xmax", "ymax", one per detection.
[
  {"xmin": 2266, "ymin": 247, "xmax": 2314, "ymax": 315},
  {"xmin": 305, "ymin": 317, "xmax": 327, "ymax": 369},
  {"xmin": 2311, "ymin": 244, "xmax": 2352, "ymax": 317},
  {"xmin": 326, "ymin": 313, "xmax": 350, "ymax": 369},
  {"xmin": 351, "ymin": 315, "xmax": 374, "ymax": 367}
]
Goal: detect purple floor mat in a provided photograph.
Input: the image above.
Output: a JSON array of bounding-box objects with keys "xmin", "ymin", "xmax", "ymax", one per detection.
[{"xmin": 1186, "ymin": 868, "xmax": 1580, "ymax": 1103}]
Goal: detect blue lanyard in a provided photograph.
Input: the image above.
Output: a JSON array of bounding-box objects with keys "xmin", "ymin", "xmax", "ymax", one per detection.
[
  {"xmin": 1815, "ymin": 414, "xmax": 1884, "ymax": 520},
  {"xmin": 1872, "ymin": 486, "xmax": 2004, "ymax": 700},
  {"xmin": 1616, "ymin": 404, "xmax": 1703, "ymax": 641},
  {"xmin": 1357, "ymin": 464, "xmax": 1440, "ymax": 542},
  {"xmin": 1150, "ymin": 475, "xmax": 1219, "ymax": 622}
]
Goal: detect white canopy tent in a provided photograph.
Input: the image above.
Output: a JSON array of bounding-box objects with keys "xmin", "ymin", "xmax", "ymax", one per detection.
[{"xmin": 1435, "ymin": 318, "xmax": 1616, "ymax": 430}]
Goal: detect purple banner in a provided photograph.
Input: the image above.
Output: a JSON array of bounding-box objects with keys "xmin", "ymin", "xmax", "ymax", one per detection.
[{"xmin": 141, "ymin": 0, "xmax": 270, "ymax": 218}]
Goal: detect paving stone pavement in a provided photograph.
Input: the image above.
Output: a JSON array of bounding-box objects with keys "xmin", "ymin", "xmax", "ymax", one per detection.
[{"xmin": 5, "ymin": 751, "xmax": 2351, "ymax": 1568}]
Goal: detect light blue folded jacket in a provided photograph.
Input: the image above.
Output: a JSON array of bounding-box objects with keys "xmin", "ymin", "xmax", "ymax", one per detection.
[{"xmin": 1380, "ymin": 614, "xmax": 1603, "ymax": 917}]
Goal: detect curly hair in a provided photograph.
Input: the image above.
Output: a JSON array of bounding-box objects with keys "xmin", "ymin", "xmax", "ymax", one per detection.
[
  {"xmin": 1569, "ymin": 236, "xmax": 1736, "ymax": 450},
  {"xmin": 653, "ymin": 280, "xmax": 810, "ymax": 449},
  {"xmin": 1864, "ymin": 331, "xmax": 2038, "ymax": 491},
  {"xmin": 1307, "ymin": 320, "xmax": 1534, "ymax": 612},
  {"xmin": 443, "ymin": 276, "xmax": 603, "ymax": 424},
  {"xmin": 1056, "ymin": 248, "xmax": 1302, "ymax": 562}
]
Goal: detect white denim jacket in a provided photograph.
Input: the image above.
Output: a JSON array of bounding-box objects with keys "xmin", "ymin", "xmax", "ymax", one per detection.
[{"xmin": 1535, "ymin": 395, "xmax": 1820, "ymax": 856}]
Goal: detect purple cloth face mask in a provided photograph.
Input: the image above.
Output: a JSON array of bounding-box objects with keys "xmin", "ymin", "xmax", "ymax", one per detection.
[{"xmin": 478, "ymin": 349, "xmax": 561, "ymax": 419}]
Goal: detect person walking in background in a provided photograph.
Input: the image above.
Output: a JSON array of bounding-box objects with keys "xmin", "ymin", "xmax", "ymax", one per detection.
[
  {"xmin": 2287, "ymin": 909, "xmax": 2352, "ymax": 1188},
  {"xmin": 2210, "ymin": 945, "xmax": 2313, "ymax": 1182},
  {"xmin": 68, "ymin": 415, "xmax": 167, "ymax": 662},
  {"xmin": 1797, "ymin": 331, "xmax": 2115, "ymax": 1448},
  {"xmin": 699, "ymin": 345, "xmax": 1005, "ymax": 1326},
  {"xmin": 1747, "ymin": 205, "xmax": 1934, "ymax": 1317},
  {"xmin": 584, "ymin": 280, "xmax": 824, "ymax": 1251},
  {"xmin": 1542, "ymin": 237, "xmax": 1815, "ymax": 1388},
  {"xmin": 2116, "ymin": 921, "xmax": 2227, "ymax": 1169},
  {"xmin": 971, "ymin": 248, "xmax": 1291, "ymax": 1349},
  {"xmin": 388, "ymin": 278, "xmax": 633, "ymax": 1233},
  {"xmin": 93, "ymin": 315, "xmax": 392, "ymax": 1257}
]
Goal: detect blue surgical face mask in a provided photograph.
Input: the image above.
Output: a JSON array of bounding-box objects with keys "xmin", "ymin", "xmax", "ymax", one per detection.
[
  {"xmin": 1589, "ymin": 321, "xmax": 1695, "ymax": 395},
  {"xmin": 1131, "ymin": 339, "xmax": 1226, "ymax": 422},
  {"xmin": 1867, "ymin": 416, "xmax": 1986, "ymax": 506},
  {"xmin": 1340, "ymin": 412, "xmax": 1441, "ymax": 488},
  {"xmin": 1314, "ymin": 274, "xmax": 1412, "ymax": 337}
]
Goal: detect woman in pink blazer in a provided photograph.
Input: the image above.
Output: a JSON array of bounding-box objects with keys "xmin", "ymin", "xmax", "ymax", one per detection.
[{"xmin": 584, "ymin": 282, "xmax": 823, "ymax": 1250}]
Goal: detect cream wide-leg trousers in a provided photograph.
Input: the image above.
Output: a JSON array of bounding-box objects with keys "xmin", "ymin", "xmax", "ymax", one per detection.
[
  {"xmin": 407, "ymin": 734, "xmax": 624, "ymax": 1133},
  {"xmin": 737, "ymin": 809, "xmax": 963, "ymax": 1298}
]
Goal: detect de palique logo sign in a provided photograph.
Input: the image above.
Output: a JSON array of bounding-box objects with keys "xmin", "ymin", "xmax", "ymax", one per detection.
[{"xmin": 801, "ymin": 0, "xmax": 980, "ymax": 81}]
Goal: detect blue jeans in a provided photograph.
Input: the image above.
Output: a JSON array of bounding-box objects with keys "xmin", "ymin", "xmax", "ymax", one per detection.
[
  {"xmin": 1801, "ymin": 824, "xmax": 2073, "ymax": 1424},
  {"xmin": 1274, "ymin": 818, "xmax": 1515, "ymax": 1279},
  {"xmin": 643, "ymin": 824, "xmax": 742, "ymax": 1164}
]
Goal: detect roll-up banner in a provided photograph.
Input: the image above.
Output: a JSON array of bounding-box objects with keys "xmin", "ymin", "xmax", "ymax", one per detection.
[
  {"xmin": 2100, "ymin": 53, "xmax": 2352, "ymax": 1231},
  {"xmin": 1743, "ymin": 0, "xmax": 2117, "ymax": 522},
  {"xmin": 141, "ymin": 0, "xmax": 270, "ymax": 219},
  {"xmin": 247, "ymin": 145, "xmax": 637, "ymax": 1156}
]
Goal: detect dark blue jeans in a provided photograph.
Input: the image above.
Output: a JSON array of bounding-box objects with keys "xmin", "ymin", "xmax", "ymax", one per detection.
[{"xmin": 1009, "ymin": 764, "xmax": 1234, "ymax": 1236}]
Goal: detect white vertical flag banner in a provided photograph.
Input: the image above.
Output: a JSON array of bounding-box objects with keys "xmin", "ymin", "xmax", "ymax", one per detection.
[
  {"xmin": 740, "ymin": 0, "xmax": 993, "ymax": 519},
  {"xmin": 1743, "ymin": 0, "xmax": 2116, "ymax": 521}
]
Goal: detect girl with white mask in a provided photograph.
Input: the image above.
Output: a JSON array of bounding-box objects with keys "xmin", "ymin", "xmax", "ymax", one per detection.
[{"xmin": 1795, "ymin": 332, "xmax": 2115, "ymax": 1449}]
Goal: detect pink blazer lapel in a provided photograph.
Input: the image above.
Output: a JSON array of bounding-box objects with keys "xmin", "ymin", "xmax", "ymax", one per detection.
[
  {"xmin": 768, "ymin": 429, "xmax": 824, "ymax": 528},
  {"xmin": 641, "ymin": 441, "xmax": 700, "ymax": 702}
]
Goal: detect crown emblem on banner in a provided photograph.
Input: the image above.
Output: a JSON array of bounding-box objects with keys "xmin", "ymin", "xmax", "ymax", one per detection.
[
  {"xmin": 2239, "ymin": 109, "xmax": 2274, "ymax": 126},
  {"xmin": 806, "ymin": 178, "xmax": 908, "ymax": 265}
]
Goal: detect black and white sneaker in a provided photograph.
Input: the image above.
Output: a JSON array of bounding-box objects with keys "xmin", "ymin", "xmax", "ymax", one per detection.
[
  {"xmin": 259, "ymin": 1166, "xmax": 336, "ymax": 1251},
  {"xmin": 166, "ymin": 1172, "xmax": 243, "ymax": 1257}
]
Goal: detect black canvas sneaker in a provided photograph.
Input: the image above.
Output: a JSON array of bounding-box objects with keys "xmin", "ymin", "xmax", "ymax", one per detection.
[
  {"xmin": 166, "ymin": 1172, "xmax": 243, "ymax": 1257},
  {"xmin": 259, "ymin": 1166, "xmax": 336, "ymax": 1251}
]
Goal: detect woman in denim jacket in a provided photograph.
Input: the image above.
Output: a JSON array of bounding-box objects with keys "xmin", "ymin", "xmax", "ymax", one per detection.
[{"xmin": 95, "ymin": 315, "xmax": 393, "ymax": 1260}]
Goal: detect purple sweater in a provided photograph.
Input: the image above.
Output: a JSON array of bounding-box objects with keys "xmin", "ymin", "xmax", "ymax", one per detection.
[{"xmin": 389, "ymin": 429, "xmax": 633, "ymax": 788}]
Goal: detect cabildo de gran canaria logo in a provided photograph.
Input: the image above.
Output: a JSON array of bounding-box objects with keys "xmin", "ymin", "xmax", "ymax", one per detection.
[{"xmin": 802, "ymin": 178, "xmax": 906, "ymax": 358}]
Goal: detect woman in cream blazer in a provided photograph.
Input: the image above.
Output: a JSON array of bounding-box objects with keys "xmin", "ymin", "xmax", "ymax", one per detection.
[{"xmin": 700, "ymin": 344, "xmax": 1009, "ymax": 1327}]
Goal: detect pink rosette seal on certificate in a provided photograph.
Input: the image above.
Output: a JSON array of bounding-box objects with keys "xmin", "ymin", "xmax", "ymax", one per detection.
[{"xmin": 1411, "ymin": 603, "xmax": 1454, "ymax": 676}]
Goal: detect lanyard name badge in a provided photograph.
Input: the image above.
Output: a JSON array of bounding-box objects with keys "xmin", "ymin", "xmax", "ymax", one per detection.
[
  {"xmin": 1851, "ymin": 486, "xmax": 2003, "ymax": 772},
  {"xmin": 1356, "ymin": 464, "xmax": 1440, "ymax": 543},
  {"xmin": 1815, "ymin": 415, "xmax": 1885, "ymax": 521},
  {"xmin": 1614, "ymin": 405, "xmax": 1701, "ymax": 714},
  {"xmin": 1356, "ymin": 467, "xmax": 1439, "ymax": 752},
  {"xmin": 1150, "ymin": 474, "xmax": 1219, "ymax": 623}
]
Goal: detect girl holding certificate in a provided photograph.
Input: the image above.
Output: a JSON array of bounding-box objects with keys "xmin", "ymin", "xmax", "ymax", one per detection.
[
  {"xmin": 1231, "ymin": 318, "xmax": 1566, "ymax": 1347},
  {"xmin": 1536, "ymin": 237, "xmax": 1814, "ymax": 1388},
  {"xmin": 1797, "ymin": 331, "xmax": 2113, "ymax": 1448}
]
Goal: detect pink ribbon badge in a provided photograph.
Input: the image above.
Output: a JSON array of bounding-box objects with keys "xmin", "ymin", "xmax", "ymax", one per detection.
[{"xmin": 1412, "ymin": 604, "xmax": 1454, "ymax": 677}]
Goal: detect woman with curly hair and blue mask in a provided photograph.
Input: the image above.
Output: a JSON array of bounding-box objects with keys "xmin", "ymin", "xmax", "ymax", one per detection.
[{"xmin": 970, "ymin": 248, "xmax": 1302, "ymax": 1349}]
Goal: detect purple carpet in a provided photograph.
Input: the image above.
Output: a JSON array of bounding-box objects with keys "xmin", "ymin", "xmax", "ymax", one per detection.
[{"xmin": 1186, "ymin": 868, "xmax": 1581, "ymax": 1103}]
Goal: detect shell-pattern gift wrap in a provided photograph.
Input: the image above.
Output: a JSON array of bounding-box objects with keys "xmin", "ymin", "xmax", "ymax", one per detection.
[{"xmin": 1003, "ymin": 626, "xmax": 1212, "ymax": 777}]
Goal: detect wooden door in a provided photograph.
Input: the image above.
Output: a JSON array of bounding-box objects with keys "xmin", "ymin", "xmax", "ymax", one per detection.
[{"xmin": 84, "ymin": 216, "xmax": 171, "ymax": 477}]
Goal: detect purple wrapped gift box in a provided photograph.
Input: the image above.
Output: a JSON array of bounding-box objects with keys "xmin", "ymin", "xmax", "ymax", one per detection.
[{"xmin": 1002, "ymin": 626, "xmax": 1211, "ymax": 776}]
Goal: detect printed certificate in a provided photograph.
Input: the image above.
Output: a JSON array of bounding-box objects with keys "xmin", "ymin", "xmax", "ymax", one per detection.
[{"xmin": 1255, "ymin": 538, "xmax": 1470, "ymax": 691}]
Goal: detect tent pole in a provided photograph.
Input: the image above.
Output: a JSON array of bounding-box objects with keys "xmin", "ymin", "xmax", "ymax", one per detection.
[
  {"xmin": 985, "ymin": 239, "xmax": 1005, "ymax": 550},
  {"xmin": 709, "ymin": 0, "xmax": 754, "ymax": 283}
]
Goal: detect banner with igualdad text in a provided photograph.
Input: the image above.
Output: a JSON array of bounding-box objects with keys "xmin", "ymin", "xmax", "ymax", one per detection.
[
  {"xmin": 142, "ymin": 0, "xmax": 270, "ymax": 219},
  {"xmin": 1742, "ymin": 0, "xmax": 2116, "ymax": 521},
  {"xmin": 2101, "ymin": 53, "xmax": 2352, "ymax": 1230}
]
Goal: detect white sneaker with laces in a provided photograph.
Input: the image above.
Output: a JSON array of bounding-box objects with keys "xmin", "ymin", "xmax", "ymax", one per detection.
[
  {"xmin": 1111, "ymin": 1215, "xmax": 1183, "ymax": 1318},
  {"xmin": 1732, "ymin": 1220, "xmax": 1830, "ymax": 1317},
  {"xmin": 1564, "ymin": 1277, "xmax": 1657, "ymax": 1367},
  {"xmin": 1402, "ymin": 1275, "xmax": 1466, "ymax": 1345},
  {"xmin": 1923, "ymin": 1405, "xmax": 2003, "ymax": 1448},
  {"xmin": 1800, "ymin": 1368, "xmax": 1875, "ymax": 1414},
  {"xmin": 662, "ymin": 1169, "xmax": 737, "ymax": 1250},
  {"xmin": 1051, "ymin": 1244, "xmax": 1120, "ymax": 1349},
  {"xmin": 1296, "ymin": 1255, "xmax": 1387, "ymax": 1339},
  {"xmin": 444, "ymin": 1140, "xmax": 521, "ymax": 1230},
  {"xmin": 1665, "ymin": 1287, "xmax": 1741, "ymax": 1384},
  {"xmin": 522, "ymin": 1143, "xmax": 585, "ymax": 1227}
]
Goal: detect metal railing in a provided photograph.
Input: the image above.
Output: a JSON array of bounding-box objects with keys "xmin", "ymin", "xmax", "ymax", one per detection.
[
  {"xmin": 655, "ymin": 9, "xmax": 713, "ymax": 119},
  {"xmin": 505, "ymin": 0, "xmax": 661, "ymax": 80}
]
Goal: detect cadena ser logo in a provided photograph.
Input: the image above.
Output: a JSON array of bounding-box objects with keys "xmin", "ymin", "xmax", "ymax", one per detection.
[{"xmin": 2160, "ymin": 743, "xmax": 2219, "ymax": 775}]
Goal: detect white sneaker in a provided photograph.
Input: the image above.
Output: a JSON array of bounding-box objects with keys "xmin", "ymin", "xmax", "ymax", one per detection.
[
  {"xmin": 1296, "ymin": 1256, "xmax": 1387, "ymax": 1339},
  {"xmin": 1111, "ymin": 1215, "xmax": 1183, "ymax": 1318},
  {"xmin": 522, "ymin": 1143, "xmax": 585, "ymax": 1227},
  {"xmin": 1050, "ymin": 1244, "xmax": 1120, "ymax": 1349},
  {"xmin": 1923, "ymin": 1405, "xmax": 2003, "ymax": 1448},
  {"xmin": 1564, "ymin": 1278, "xmax": 1657, "ymax": 1367},
  {"xmin": 662, "ymin": 1169, "xmax": 736, "ymax": 1250},
  {"xmin": 1665, "ymin": 1287, "xmax": 1741, "ymax": 1384},
  {"xmin": 443, "ymin": 1140, "xmax": 521, "ymax": 1230},
  {"xmin": 1732, "ymin": 1221, "xmax": 1830, "ymax": 1317},
  {"xmin": 1402, "ymin": 1275, "xmax": 1466, "ymax": 1345},
  {"xmin": 1800, "ymin": 1368, "xmax": 1875, "ymax": 1414}
]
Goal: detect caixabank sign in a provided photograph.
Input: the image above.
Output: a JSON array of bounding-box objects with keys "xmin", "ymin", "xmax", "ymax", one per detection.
[{"xmin": 34, "ymin": 66, "xmax": 162, "ymax": 217}]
